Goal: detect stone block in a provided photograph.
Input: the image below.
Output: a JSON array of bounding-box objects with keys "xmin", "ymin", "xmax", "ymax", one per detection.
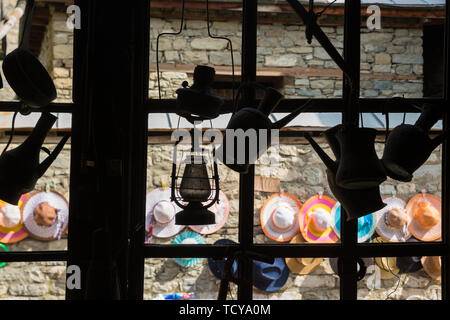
[
  {"xmin": 265, "ymin": 55, "xmax": 298, "ymax": 67},
  {"xmin": 375, "ymin": 53, "xmax": 391, "ymax": 65},
  {"xmin": 53, "ymin": 45, "xmax": 73, "ymax": 59},
  {"xmin": 310, "ymin": 79, "xmax": 334, "ymax": 89},
  {"xmin": 181, "ymin": 51, "xmax": 209, "ymax": 64},
  {"xmin": 191, "ymin": 38, "xmax": 228, "ymax": 51},
  {"xmin": 392, "ymin": 54, "xmax": 423, "ymax": 64}
]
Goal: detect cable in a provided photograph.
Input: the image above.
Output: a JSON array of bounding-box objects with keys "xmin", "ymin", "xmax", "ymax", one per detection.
[{"xmin": 2, "ymin": 110, "xmax": 18, "ymax": 155}]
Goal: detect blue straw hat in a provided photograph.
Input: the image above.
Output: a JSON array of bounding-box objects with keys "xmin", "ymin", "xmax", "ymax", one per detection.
[
  {"xmin": 172, "ymin": 231, "xmax": 205, "ymax": 267},
  {"xmin": 331, "ymin": 202, "xmax": 376, "ymax": 243}
]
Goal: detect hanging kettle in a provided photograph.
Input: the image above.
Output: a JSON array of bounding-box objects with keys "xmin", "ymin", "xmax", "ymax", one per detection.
[
  {"xmin": 334, "ymin": 125, "xmax": 387, "ymax": 189},
  {"xmin": 304, "ymin": 130, "xmax": 386, "ymax": 221},
  {"xmin": 216, "ymin": 85, "xmax": 311, "ymax": 173},
  {"xmin": 0, "ymin": 112, "xmax": 70, "ymax": 205},
  {"xmin": 382, "ymin": 103, "xmax": 447, "ymax": 182},
  {"xmin": 2, "ymin": 0, "xmax": 57, "ymax": 107}
]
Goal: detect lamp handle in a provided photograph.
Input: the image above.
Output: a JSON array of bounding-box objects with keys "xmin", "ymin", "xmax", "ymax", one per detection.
[{"xmin": 170, "ymin": 137, "xmax": 188, "ymax": 209}]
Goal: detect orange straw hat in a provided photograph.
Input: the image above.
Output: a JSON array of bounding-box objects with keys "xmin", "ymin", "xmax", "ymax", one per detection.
[
  {"xmin": 285, "ymin": 233, "xmax": 323, "ymax": 274},
  {"xmin": 406, "ymin": 190, "xmax": 441, "ymax": 242},
  {"xmin": 260, "ymin": 191, "xmax": 302, "ymax": 242},
  {"xmin": 421, "ymin": 256, "xmax": 441, "ymax": 282},
  {"xmin": 299, "ymin": 193, "xmax": 338, "ymax": 243}
]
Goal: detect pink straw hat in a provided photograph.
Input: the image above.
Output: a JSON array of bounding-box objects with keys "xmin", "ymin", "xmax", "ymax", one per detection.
[
  {"xmin": 146, "ymin": 188, "xmax": 184, "ymax": 238},
  {"xmin": 406, "ymin": 191, "xmax": 441, "ymax": 242},
  {"xmin": 299, "ymin": 193, "xmax": 338, "ymax": 243},
  {"xmin": 260, "ymin": 191, "xmax": 302, "ymax": 242},
  {"xmin": 189, "ymin": 190, "xmax": 229, "ymax": 234},
  {"xmin": 0, "ymin": 194, "xmax": 29, "ymax": 243}
]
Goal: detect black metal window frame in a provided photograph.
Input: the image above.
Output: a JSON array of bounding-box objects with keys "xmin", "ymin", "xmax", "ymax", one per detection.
[{"xmin": 140, "ymin": 0, "xmax": 450, "ymax": 301}]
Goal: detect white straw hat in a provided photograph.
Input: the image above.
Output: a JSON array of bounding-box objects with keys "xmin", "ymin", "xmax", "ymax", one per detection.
[
  {"xmin": 374, "ymin": 196, "xmax": 411, "ymax": 242},
  {"xmin": 21, "ymin": 191, "xmax": 69, "ymax": 241},
  {"xmin": 146, "ymin": 188, "xmax": 184, "ymax": 238}
]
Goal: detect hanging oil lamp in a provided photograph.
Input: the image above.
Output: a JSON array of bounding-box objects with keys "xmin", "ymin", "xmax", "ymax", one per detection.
[{"xmin": 170, "ymin": 65, "xmax": 223, "ymax": 225}]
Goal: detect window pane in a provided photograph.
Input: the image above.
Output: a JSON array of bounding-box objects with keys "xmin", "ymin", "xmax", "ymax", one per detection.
[
  {"xmin": 357, "ymin": 256, "xmax": 441, "ymax": 300},
  {"xmin": 0, "ymin": 261, "xmax": 66, "ymax": 300},
  {"xmin": 0, "ymin": 112, "xmax": 71, "ymax": 252}
]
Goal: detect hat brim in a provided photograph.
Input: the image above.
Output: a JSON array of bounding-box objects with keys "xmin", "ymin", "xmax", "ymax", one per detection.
[
  {"xmin": 285, "ymin": 234, "xmax": 323, "ymax": 274},
  {"xmin": 0, "ymin": 195, "xmax": 29, "ymax": 243},
  {"xmin": 375, "ymin": 196, "xmax": 411, "ymax": 242},
  {"xmin": 371, "ymin": 237, "xmax": 400, "ymax": 279},
  {"xmin": 421, "ymin": 256, "xmax": 441, "ymax": 282},
  {"xmin": 189, "ymin": 190, "xmax": 230, "ymax": 234},
  {"xmin": 332, "ymin": 202, "xmax": 376, "ymax": 243},
  {"xmin": 172, "ymin": 231, "xmax": 205, "ymax": 267},
  {"xmin": 260, "ymin": 192, "xmax": 302, "ymax": 242},
  {"xmin": 146, "ymin": 188, "xmax": 184, "ymax": 238},
  {"xmin": 253, "ymin": 257, "xmax": 290, "ymax": 292},
  {"xmin": 299, "ymin": 195, "xmax": 338, "ymax": 243},
  {"xmin": 21, "ymin": 191, "xmax": 69, "ymax": 241},
  {"xmin": 406, "ymin": 194, "xmax": 441, "ymax": 241}
]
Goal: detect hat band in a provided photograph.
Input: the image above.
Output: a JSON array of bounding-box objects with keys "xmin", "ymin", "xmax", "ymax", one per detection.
[{"xmin": 270, "ymin": 211, "xmax": 294, "ymax": 232}]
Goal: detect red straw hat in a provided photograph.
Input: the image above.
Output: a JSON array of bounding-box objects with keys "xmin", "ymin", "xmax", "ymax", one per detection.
[
  {"xmin": 260, "ymin": 191, "xmax": 302, "ymax": 242},
  {"xmin": 299, "ymin": 193, "xmax": 338, "ymax": 243},
  {"xmin": 407, "ymin": 191, "xmax": 441, "ymax": 242}
]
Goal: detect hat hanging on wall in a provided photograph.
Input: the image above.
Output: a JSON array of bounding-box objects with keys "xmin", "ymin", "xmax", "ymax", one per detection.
[
  {"xmin": 260, "ymin": 191, "xmax": 302, "ymax": 242},
  {"xmin": 421, "ymin": 256, "xmax": 441, "ymax": 282},
  {"xmin": 172, "ymin": 231, "xmax": 205, "ymax": 267},
  {"xmin": 406, "ymin": 295, "xmax": 429, "ymax": 300},
  {"xmin": 299, "ymin": 192, "xmax": 338, "ymax": 243},
  {"xmin": 331, "ymin": 202, "xmax": 376, "ymax": 243},
  {"xmin": 382, "ymin": 101, "xmax": 447, "ymax": 182},
  {"xmin": 329, "ymin": 257, "xmax": 373, "ymax": 281},
  {"xmin": 189, "ymin": 190, "xmax": 229, "ymax": 235},
  {"xmin": 0, "ymin": 194, "xmax": 29, "ymax": 243},
  {"xmin": 208, "ymin": 239, "xmax": 239, "ymax": 283},
  {"xmin": 285, "ymin": 234, "xmax": 323, "ymax": 274},
  {"xmin": 21, "ymin": 190, "xmax": 69, "ymax": 240},
  {"xmin": 374, "ymin": 195, "xmax": 411, "ymax": 242},
  {"xmin": 304, "ymin": 131, "xmax": 386, "ymax": 221},
  {"xmin": 371, "ymin": 237, "xmax": 400, "ymax": 280},
  {"xmin": 146, "ymin": 187, "xmax": 184, "ymax": 238},
  {"xmin": 253, "ymin": 257, "xmax": 290, "ymax": 292},
  {"xmin": 406, "ymin": 191, "xmax": 441, "ymax": 242},
  {"xmin": 396, "ymin": 237, "xmax": 423, "ymax": 274}
]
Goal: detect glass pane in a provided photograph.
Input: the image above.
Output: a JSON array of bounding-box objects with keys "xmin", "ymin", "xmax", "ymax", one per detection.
[
  {"xmin": 1, "ymin": 2, "xmax": 74, "ymax": 103},
  {"xmin": 0, "ymin": 261, "xmax": 66, "ymax": 300},
  {"xmin": 143, "ymin": 257, "xmax": 237, "ymax": 300},
  {"xmin": 0, "ymin": 112, "xmax": 71, "ymax": 252},
  {"xmin": 253, "ymin": 257, "xmax": 339, "ymax": 300},
  {"xmin": 358, "ymin": 256, "xmax": 441, "ymax": 300},
  {"xmin": 360, "ymin": 3, "xmax": 445, "ymax": 98}
]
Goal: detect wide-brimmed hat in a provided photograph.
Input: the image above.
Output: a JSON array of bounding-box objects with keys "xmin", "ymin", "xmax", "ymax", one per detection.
[
  {"xmin": 146, "ymin": 188, "xmax": 184, "ymax": 238},
  {"xmin": 375, "ymin": 196, "xmax": 411, "ymax": 242},
  {"xmin": 421, "ymin": 256, "xmax": 441, "ymax": 282},
  {"xmin": 0, "ymin": 194, "xmax": 29, "ymax": 243},
  {"xmin": 253, "ymin": 257, "xmax": 290, "ymax": 292},
  {"xmin": 285, "ymin": 234, "xmax": 323, "ymax": 274},
  {"xmin": 260, "ymin": 191, "xmax": 302, "ymax": 242},
  {"xmin": 407, "ymin": 192, "xmax": 441, "ymax": 241},
  {"xmin": 396, "ymin": 237, "xmax": 423, "ymax": 274},
  {"xmin": 406, "ymin": 295, "xmax": 429, "ymax": 300},
  {"xmin": 371, "ymin": 237, "xmax": 400, "ymax": 279},
  {"xmin": 172, "ymin": 231, "xmax": 205, "ymax": 267},
  {"xmin": 208, "ymin": 239, "xmax": 239, "ymax": 283},
  {"xmin": 299, "ymin": 194, "xmax": 338, "ymax": 243},
  {"xmin": 329, "ymin": 257, "xmax": 374, "ymax": 280},
  {"xmin": 331, "ymin": 202, "xmax": 376, "ymax": 243},
  {"xmin": 21, "ymin": 191, "xmax": 69, "ymax": 241},
  {"xmin": 189, "ymin": 190, "xmax": 230, "ymax": 234}
]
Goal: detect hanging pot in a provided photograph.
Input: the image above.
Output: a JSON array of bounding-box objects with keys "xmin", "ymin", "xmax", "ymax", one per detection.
[
  {"xmin": 175, "ymin": 65, "xmax": 224, "ymax": 123},
  {"xmin": 2, "ymin": 0, "xmax": 56, "ymax": 107},
  {"xmin": 304, "ymin": 131, "xmax": 386, "ymax": 221},
  {"xmin": 216, "ymin": 86, "xmax": 311, "ymax": 173},
  {"xmin": 0, "ymin": 112, "xmax": 70, "ymax": 205},
  {"xmin": 382, "ymin": 103, "xmax": 447, "ymax": 182},
  {"xmin": 335, "ymin": 125, "xmax": 387, "ymax": 189}
]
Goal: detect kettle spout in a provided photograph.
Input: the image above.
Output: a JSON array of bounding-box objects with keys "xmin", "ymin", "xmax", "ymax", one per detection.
[
  {"xmin": 37, "ymin": 134, "xmax": 70, "ymax": 178},
  {"xmin": 272, "ymin": 99, "xmax": 313, "ymax": 129},
  {"xmin": 304, "ymin": 132, "xmax": 338, "ymax": 172}
]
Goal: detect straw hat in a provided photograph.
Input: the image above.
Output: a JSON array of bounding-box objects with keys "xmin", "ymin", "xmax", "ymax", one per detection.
[
  {"xmin": 299, "ymin": 194, "xmax": 338, "ymax": 243},
  {"xmin": 375, "ymin": 196, "xmax": 411, "ymax": 242},
  {"xmin": 406, "ymin": 192, "xmax": 441, "ymax": 241},
  {"xmin": 172, "ymin": 231, "xmax": 205, "ymax": 267},
  {"xmin": 0, "ymin": 194, "xmax": 29, "ymax": 243},
  {"xmin": 260, "ymin": 191, "xmax": 302, "ymax": 242},
  {"xmin": 285, "ymin": 234, "xmax": 323, "ymax": 274},
  {"xmin": 372, "ymin": 237, "xmax": 400, "ymax": 280},
  {"xmin": 146, "ymin": 188, "xmax": 184, "ymax": 238},
  {"xmin": 189, "ymin": 190, "xmax": 229, "ymax": 234},
  {"xmin": 21, "ymin": 191, "xmax": 69, "ymax": 241},
  {"xmin": 421, "ymin": 256, "xmax": 441, "ymax": 282},
  {"xmin": 406, "ymin": 295, "xmax": 428, "ymax": 300},
  {"xmin": 331, "ymin": 202, "xmax": 376, "ymax": 243}
]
